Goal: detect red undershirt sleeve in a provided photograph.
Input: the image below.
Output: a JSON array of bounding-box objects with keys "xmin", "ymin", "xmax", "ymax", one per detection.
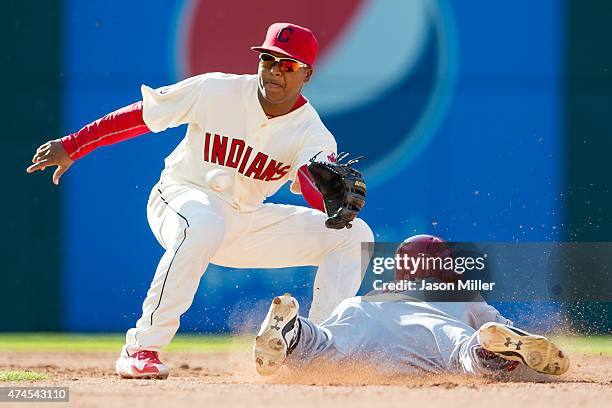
[
  {"xmin": 297, "ymin": 164, "xmax": 325, "ymax": 212},
  {"xmin": 60, "ymin": 101, "xmax": 151, "ymax": 161}
]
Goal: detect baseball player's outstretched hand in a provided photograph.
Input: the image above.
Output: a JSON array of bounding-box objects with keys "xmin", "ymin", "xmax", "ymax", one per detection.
[{"xmin": 26, "ymin": 139, "xmax": 73, "ymax": 185}]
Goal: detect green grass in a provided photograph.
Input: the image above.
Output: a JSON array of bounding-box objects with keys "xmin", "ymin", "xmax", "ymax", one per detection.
[
  {"xmin": 0, "ymin": 371, "xmax": 47, "ymax": 382},
  {"xmin": 0, "ymin": 333, "xmax": 250, "ymax": 353},
  {"xmin": 552, "ymin": 335, "xmax": 612, "ymax": 356},
  {"xmin": 0, "ymin": 333, "xmax": 609, "ymax": 356}
]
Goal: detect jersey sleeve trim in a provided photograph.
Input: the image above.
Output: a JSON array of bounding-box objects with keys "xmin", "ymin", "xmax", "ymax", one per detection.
[{"xmin": 295, "ymin": 164, "xmax": 325, "ymax": 211}]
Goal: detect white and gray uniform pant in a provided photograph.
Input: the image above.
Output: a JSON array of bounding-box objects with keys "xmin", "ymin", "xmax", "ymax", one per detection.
[
  {"xmin": 287, "ymin": 297, "xmax": 515, "ymax": 376},
  {"xmin": 123, "ymin": 182, "xmax": 373, "ymax": 355}
]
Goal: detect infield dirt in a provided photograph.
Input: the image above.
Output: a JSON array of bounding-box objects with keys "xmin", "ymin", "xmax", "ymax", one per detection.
[{"xmin": 0, "ymin": 350, "xmax": 611, "ymax": 408}]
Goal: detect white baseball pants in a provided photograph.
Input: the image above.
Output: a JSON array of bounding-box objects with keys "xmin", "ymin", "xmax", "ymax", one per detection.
[
  {"xmin": 291, "ymin": 315, "xmax": 517, "ymax": 377},
  {"xmin": 288, "ymin": 300, "xmax": 516, "ymax": 377},
  {"xmin": 123, "ymin": 182, "xmax": 373, "ymax": 355}
]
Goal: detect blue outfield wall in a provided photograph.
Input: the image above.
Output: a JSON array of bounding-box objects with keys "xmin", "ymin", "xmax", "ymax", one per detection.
[{"xmin": 62, "ymin": 0, "xmax": 564, "ymax": 332}]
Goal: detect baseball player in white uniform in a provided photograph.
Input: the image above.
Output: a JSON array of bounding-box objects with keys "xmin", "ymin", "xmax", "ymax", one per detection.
[
  {"xmin": 26, "ymin": 23, "xmax": 374, "ymax": 379},
  {"xmin": 254, "ymin": 235, "xmax": 570, "ymax": 379}
]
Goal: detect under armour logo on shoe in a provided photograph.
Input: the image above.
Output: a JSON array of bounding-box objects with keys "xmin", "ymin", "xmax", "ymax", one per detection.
[
  {"xmin": 504, "ymin": 338, "xmax": 523, "ymax": 350},
  {"xmin": 271, "ymin": 315, "xmax": 283, "ymax": 330}
]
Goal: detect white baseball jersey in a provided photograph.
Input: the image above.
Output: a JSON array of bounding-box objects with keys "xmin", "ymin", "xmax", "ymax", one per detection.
[
  {"xmin": 123, "ymin": 73, "xmax": 374, "ymax": 356},
  {"xmin": 141, "ymin": 72, "xmax": 337, "ymax": 212}
]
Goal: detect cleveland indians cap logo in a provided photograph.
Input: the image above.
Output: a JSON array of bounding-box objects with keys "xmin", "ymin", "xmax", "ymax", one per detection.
[{"xmin": 276, "ymin": 27, "xmax": 294, "ymax": 42}]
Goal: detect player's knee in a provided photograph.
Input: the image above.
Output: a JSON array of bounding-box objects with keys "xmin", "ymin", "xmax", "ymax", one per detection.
[
  {"xmin": 348, "ymin": 218, "xmax": 374, "ymax": 245},
  {"xmin": 185, "ymin": 216, "xmax": 226, "ymax": 249}
]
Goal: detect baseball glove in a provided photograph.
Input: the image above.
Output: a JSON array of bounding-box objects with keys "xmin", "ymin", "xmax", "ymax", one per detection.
[{"xmin": 307, "ymin": 152, "xmax": 367, "ymax": 229}]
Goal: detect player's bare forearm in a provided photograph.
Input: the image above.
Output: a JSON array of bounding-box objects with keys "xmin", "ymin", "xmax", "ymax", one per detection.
[{"xmin": 26, "ymin": 139, "xmax": 74, "ymax": 185}]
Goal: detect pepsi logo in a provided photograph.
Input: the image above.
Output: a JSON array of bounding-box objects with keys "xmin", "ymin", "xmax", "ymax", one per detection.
[{"xmin": 174, "ymin": 0, "xmax": 456, "ymax": 187}]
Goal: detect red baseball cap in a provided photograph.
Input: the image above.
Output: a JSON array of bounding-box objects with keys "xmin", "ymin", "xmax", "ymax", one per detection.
[{"xmin": 251, "ymin": 23, "xmax": 318, "ymax": 67}]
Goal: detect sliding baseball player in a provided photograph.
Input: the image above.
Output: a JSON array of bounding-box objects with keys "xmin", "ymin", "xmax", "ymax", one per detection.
[{"xmin": 254, "ymin": 235, "xmax": 570, "ymax": 378}]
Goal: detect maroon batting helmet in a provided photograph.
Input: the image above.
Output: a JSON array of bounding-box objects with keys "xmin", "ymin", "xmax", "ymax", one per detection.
[{"xmin": 395, "ymin": 234, "xmax": 458, "ymax": 282}]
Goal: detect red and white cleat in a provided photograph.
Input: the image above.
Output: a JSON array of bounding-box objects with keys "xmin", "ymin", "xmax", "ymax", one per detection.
[{"xmin": 115, "ymin": 351, "xmax": 170, "ymax": 379}]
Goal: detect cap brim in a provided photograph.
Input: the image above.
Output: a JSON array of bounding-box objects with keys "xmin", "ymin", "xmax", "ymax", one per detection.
[{"xmin": 251, "ymin": 46, "xmax": 309, "ymax": 65}]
